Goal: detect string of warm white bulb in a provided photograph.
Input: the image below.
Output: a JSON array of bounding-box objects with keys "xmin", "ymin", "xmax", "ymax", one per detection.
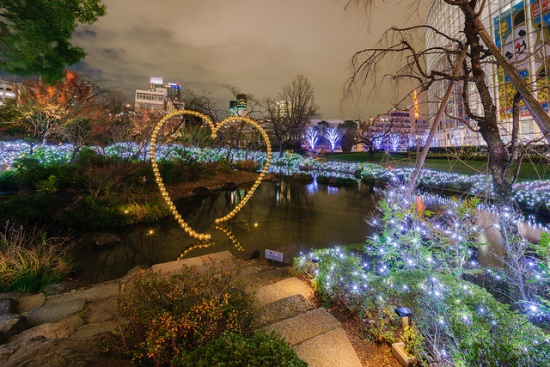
[{"xmin": 149, "ymin": 110, "xmax": 272, "ymax": 241}]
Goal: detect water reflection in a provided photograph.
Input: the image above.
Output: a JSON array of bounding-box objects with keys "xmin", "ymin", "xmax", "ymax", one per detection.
[{"xmin": 73, "ymin": 179, "xmax": 378, "ymax": 283}]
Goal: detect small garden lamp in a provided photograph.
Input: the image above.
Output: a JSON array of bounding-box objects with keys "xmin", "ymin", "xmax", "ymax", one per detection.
[
  {"xmin": 311, "ymin": 256, "xmax": 321, "ymax": 276},
  {"xmin": 395, "ymin": 307, "xmax": 412, "ymax": 328}
]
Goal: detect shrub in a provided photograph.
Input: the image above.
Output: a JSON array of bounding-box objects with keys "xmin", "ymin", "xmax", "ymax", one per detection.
[
  {"xmin": 295, "ymin": 249, "xmax": 550, "ymax": 367},
  {"xmin": 36, "ymin": 175, "xmax": 58, "ymax": 193},
  {"xmin": 107, "ymin": 265, "xmax": 255, "ymax": 366},
  {"xmin": 0, "ymin": 223, "xmax": 73, "ymax": 292},
  {"xmin": 173, "ymin": 331, "xmax": 307, "ymax": 367},
  {"xmin": 317, "ymin": 175, "xmax": 357, "ymax": 187},
  {"xmin": 118, "ymin": 200, "xmax": 170, "ymax": 224},
  {"xmin": 0, "ymin": 192, "xmax": 49, "ymax": 224},
  {"xmin": 0, "ymin": 170, "xmax": 17, "ymax": 191},
  {"xmin": 233, "ymin": 159, "xmax": 259, "ymax": 172},
  {"xmin": 13, "ymin": 157, "xmax": 50, "ymax": 189}
]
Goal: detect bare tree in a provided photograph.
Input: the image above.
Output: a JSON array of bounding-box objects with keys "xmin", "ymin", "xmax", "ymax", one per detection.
[
  {"xmin": 265, "ymin": 74, "xmax": 319, "ymax": 155},
  {"xmin": 181, "ymin": 88, "xmax": 220, "ymax": 124},
  {"xmin": 345, "ymin": 0, "xmax": 550, "ymax": 308},
  {"xmin": 344, "ymin": 1, "xmax": 538, "ymax": 207}
]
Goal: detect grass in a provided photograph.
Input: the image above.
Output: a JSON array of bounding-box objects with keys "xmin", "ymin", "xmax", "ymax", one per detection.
[
  {"xmin": 324, "ymin": 152, "xmax": 550, "ymax": 181},
  {"xmin": 0, "ymin": 223, "xmax": 73, "ymax": 292}
]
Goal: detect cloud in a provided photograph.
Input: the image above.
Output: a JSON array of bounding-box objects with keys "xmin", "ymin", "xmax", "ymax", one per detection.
[{"xmin": 72, "ymin": 0, "xmax": 428, "ymax": 119}]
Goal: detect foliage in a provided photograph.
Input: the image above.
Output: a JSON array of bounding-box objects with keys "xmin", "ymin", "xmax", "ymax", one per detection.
[
  {"xmin": 173, "ymin": 331, "xmax": 307, "ymax": 367},
  {"xmin": 340, "ymin": 128, "xmax": 357, "ymax": 153},
  {"xmin": 365, "ymin": 189, "xmax": 479, "ymax": 276},
  {"xmin": 36, "ymin": 175, "xmax": 58, "ymax": 193},
  {"xmin": 107, "ymin": 265, "xmax": 255, "ymax": 367},
  {"xmin": 0, "ymin": 222, "xmax": 73, "ymax": 292},
  {"xmin": 15, "ymin": 71, "xmax": 96, "ymax": 147},
  {"xmin": 316, "ymin": 175, "xmax": 357, "ymax": 186},
  {"xmin": 0, "ymin": 0, "xmax": 106, "ymax": 82},
  {"xmin": 292, "ymin": 186, "xmax": 550, "ymax": 366},
  {"xmin": 295, "ymin": 247, "xmax": 550, "ymax": 367},
  {"xmin": 401, "ymin": 325, "xmax": 424, "ymax": 361},
  {"xmin": 0, "ymin": 191, "xmax": 49, "ymax": 224},
  {"xmin": 0, "ymin": 169, "xmax": 17, "ymax": 191},
  {"xmin": 0, "ymin": 99, "xmax": 21, "ymax": 126},
  {"xmin": 263, "ymin": 74, "xmax": 318, "ymax": 154},
  {"xmin": 233, "ymin": 159, "xmax": 259, "ymax": 172}
]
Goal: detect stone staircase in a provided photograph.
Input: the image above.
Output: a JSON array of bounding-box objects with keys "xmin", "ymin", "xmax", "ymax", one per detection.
[
  {"xmin": 153, "ymin": 251, "xmax": 363, "ymax": 367},
  {"xmin": 0, "ymin": 251, "xmax": 363, "ymax": 367}
]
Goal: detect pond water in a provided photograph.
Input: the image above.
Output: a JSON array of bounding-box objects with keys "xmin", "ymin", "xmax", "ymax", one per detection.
[{"xmin": 74, "ymin": 179, "xmax": 378, "ymax": 282}]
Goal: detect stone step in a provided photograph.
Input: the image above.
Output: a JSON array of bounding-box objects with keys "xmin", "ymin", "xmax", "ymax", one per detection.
[
  {"xmin": 151, "ymin": 250, "xmax": 235, "ymax": 275},
  {"xmin": 293, "ymin": 327, "xmax": 363, "ymax": 367},
  {"xmin": 253, "ymin": 294, "xmax": 315, "ymax": 329},
  {"xmin": 262, "ymin": 308, "xmax": 340, "ymax": 347},
  {"xmin": 254, "ymin": 277, "xmax": 314, "ymax": 308},
  {"xmin": 236, "ymin": 265, "xmax": 292, "ymax": 291}
]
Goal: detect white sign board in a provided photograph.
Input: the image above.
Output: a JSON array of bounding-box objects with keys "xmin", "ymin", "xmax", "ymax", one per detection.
[{"xmin": 265, "ymin": 249, "xmax": 284, "ymax": 262}]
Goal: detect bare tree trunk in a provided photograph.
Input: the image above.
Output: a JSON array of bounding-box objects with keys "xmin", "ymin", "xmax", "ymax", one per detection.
[
  {"xmin": 465, "ymin": 8, "xmax": 513, "ymax": 207},
  {"xmin": 407, "ymin": 46, "xmax": 468, "ymax": 193}
]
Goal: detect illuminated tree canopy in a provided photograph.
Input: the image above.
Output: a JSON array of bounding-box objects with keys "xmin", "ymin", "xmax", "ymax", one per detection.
[{"xmin": 0, "ymin": 0, "xmax": 106, "ymax": 83}]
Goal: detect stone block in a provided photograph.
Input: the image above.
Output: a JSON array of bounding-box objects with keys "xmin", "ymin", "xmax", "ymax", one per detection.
[
  {"xmin": 0, "ymin": 314, "xmax": 28, "ymax": 344},
  {"xmin": 292, "ymin": 327, "xmax": 362, "ymax": 367},
  {"xmin": 263, "ymin": 308, "xmax": 340, "ymax": 347},
  {"xmin": 17, "ymin": 293, "xmax": 46, "ymax": 314},
  {"xmin": 255, "ymin": 277, "xmax": 314, "ymax": 307},
  {"xmin": 71, "ymin": 321, "xmax": 116, "ymax": 339},
  {"xmin": 9, "ymin": 314, "xmax": 84, "ymax": 343},
  {"xmin": 27, "ymin": 298, "xmax": 86, "ymax": 327},
  {"xmin": 152, "ymin": 257, "xmax": 203, "ymax": 274},
  {"xmin": 0, "ymin": 299, "xmax": 16, "ymax": 315},
  {"xmin": 253, "ymin": 294, "xmax": 315, "ymax": 328},
  {"xmin": 392, "ymin": 342, "xmax": 415, "ymax": 367},
  {"xmin": 46, "ymin": 281, "xmax": 120, "ymax": 306}
]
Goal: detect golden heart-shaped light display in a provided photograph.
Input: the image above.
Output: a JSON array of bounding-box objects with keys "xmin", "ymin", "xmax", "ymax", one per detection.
[{"xmin": 150, "ymin": 110, "xmax": 272, "ymax": 241}]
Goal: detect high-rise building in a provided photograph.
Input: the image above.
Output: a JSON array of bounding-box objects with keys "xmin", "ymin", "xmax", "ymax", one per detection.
[
  {"xmin": 426, "ymin": 0, "xmax": 548, "ymax": 147},
  {"xmin": 134, "ymin": 77, "xmax": 183, "ymax": 111},
  {"xmin": 0, "ymin": 79, "xmax": 16, "ymax": 106},
  {"xmin": 229, "ymin": 94, "xmax": 247, "ymax": 117},
  {"xmin": 366, "ymin": 107, "xmax": 427, "ymax": 151},
  {"xmin": 276, "ymin": 100, "xmax": 291, "ymax": 118}
]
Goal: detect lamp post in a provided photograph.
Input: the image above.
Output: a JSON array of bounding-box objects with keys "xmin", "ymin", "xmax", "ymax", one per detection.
[{"xmin": 395, "ymin": 307, "xmax": 412, "ymax": 329}]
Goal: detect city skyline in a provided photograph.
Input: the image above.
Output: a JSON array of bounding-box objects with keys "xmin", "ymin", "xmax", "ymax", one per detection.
[{"xmin": 67, "ymin": 0, "xmax": 429, "ymax": 120}]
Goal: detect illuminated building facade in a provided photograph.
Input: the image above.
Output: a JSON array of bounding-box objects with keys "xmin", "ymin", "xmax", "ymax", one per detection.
[
  {"xmin": 276, "ymin": 100, "xmax": 291, "ymax": 118},
  {"xmin": 135, "ymin": 77, "xmax": 182, "ymax": 111},
  {"xmin": 366, "ymin": 107, "xmax": 427, "ymax": 151},
  {"xmin": 0, "ymin": 79, "xmax": 16, "ymax": 106},
  {"xmin": 426, "ymin": 0, "xmax": 549, "ymax": 147},
  {"xmin": 229, "ymin": 94, "xmax": 247, "ymax": 117}
]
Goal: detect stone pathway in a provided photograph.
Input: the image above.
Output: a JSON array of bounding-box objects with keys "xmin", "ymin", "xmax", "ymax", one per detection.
[
  {"xmin": 153, "ymin": 251, "xmax": 362, "ymax": 367},
  {"xmin": 0, "ymin": 251, "xmax": 362, "ymax": 367}
]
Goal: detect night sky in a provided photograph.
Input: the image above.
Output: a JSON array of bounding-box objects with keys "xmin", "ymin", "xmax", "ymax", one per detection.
[{"xmin": 70, "ymin": 0, "xmax": 429, "ymax": 120}]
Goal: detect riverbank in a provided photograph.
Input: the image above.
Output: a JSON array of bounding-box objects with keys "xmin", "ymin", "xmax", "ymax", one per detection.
[{"xmin": 164, "ymin": 169, "xmax": 267, "ymax": 200}]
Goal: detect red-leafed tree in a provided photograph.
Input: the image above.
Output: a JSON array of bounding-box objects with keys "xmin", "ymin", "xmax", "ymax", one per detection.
[{"xmin": 15, "ymin": 71, "xmax": 97, "ymax": 154}]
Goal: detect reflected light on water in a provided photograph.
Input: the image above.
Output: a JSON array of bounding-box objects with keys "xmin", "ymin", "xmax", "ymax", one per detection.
[{"xmin": 307, "ymin": 180, "xmax": 318, "ymax": 195}]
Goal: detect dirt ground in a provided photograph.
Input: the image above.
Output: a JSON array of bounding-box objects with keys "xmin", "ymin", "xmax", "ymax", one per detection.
[{"xmin": 328, "ymin": 305, "xmax": 402, "ymax": 367}]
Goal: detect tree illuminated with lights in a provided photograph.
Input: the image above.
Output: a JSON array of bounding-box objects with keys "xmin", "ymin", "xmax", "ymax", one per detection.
[
  {"xmin": 305, "ymin": 125, "xmax": 319, "ymax": 151},
  {"xmin": 15, "ymin": 71, "xmax": 95, "ymax": 153},
  {"xmin": 325, "ymin": 127, "xmax": 341, "ymax": 151}
]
